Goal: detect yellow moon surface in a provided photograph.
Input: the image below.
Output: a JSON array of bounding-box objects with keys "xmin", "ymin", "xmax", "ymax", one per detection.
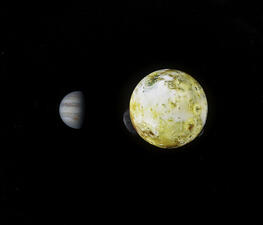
[{"xmin": 129, "ymin": 69, "xmax": 208, "ymax": 149}]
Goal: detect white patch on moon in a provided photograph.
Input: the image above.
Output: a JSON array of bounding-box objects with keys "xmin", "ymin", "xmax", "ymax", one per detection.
[{"xmin": 130, "ymin": 69, "xmax": 208, "ymax": 149}]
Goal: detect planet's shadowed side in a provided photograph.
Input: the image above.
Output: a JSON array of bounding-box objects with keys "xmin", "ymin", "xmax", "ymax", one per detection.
[{"xmin": 59, "ymin": 91, "xmax": 85, "ymax": 129}]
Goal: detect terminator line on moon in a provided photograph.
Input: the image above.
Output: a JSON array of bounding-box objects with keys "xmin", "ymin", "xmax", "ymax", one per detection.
[
  {"xmin": 59, "ymin": 91, "xmax": 85, "ymax": 129},
  {"xmin": 129, "ymin": 69, "xmax": 208, "ymax": 149}
]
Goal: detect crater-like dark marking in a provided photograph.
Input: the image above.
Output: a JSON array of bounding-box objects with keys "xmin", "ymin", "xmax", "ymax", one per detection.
[
  {"xmin": 188, "ymin": 124, "xmax": 194, "ymax": 131},
  {"xmin": 147, "ymin": 74, "xmax": 160, "ymax": 86}
]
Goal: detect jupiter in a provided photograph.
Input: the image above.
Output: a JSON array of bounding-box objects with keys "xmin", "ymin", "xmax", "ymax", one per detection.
[{"xmin": 59, "ymin": 91, "xmax": 85, "ymax": 129}]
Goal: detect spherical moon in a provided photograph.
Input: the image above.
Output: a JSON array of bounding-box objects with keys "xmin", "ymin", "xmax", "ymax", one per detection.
[
  {"xmin": 59, "ymin": 91, "xmax": 85, "ymax": 129},
  {"xmin": 129, "ymin": 69, "xmax": 208, "ymax": 149}
]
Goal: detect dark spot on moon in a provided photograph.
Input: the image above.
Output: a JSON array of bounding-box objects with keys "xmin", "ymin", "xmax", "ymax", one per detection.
[
  {"xmin": 142, "ymin": 129, "xmax": 155, "ymax": 137},
  {"xmin": 170, "ymin": 102, "xmax": 176, "ymax": 107},
  {"xmin": 195, "ymin": 106, "xmax": 201, "ymax": 111},
  {"xmin": 147, "ymin": 74, "xmax": 160, "ymax": 86},
  {"xmin": 188, "ymin": 124, "xmax": 194, "ymax": 131}
]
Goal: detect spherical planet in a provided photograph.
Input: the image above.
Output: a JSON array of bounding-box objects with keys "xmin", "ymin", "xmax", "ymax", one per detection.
[
  {"xmin": 129, "ymin": 69, "xmax": 208, "ymax": 149},
  {"xmin": 59, "ymin": 91, "xmax": 85, "ymax": 129}
]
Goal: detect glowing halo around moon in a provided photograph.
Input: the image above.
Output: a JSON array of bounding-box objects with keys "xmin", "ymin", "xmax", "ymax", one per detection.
[{"xmin": 129, "ymin": 69, "xmax": 208, "ymax": 149}]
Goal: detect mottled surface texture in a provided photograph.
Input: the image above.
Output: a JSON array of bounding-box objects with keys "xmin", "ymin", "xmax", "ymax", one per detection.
[
  {"xmin": 59, "ymin": 91, "xmax": 84, "ymax": 129},
  {"xmin": 130, "ymin": 69, "xmax": 208, "ymax": 149}
]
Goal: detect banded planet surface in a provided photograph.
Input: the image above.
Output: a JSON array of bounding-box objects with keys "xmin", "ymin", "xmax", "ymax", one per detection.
[{"xmin": 59, "ymin": 91, "xmax": 85, "ymax": 129}]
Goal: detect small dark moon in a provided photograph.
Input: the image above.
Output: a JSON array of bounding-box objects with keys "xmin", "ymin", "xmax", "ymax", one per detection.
[
  {"xmin": 123, "ymin": 109, "xmax": 137, "ymax": 135},
  {"xmin": 198, "ymin": 129, "xmax": 204, "ymax": 137}
]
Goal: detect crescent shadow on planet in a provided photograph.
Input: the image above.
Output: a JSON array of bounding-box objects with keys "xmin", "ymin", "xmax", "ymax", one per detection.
[{"xmin": 123, "ymin": 109, "xmax": 137, "ymax": 136}]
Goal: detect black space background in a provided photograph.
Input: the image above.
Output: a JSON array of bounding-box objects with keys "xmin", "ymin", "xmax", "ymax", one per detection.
[{"xmin": 0, "ymin": 1, "xmax": 263, "ymax": 224}]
